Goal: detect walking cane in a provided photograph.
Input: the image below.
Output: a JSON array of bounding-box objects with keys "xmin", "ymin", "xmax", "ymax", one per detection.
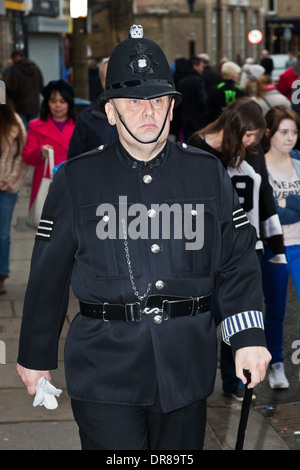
[{"xmin": 235, "ymin": 369, "xmax": 253, "ymax": 450}]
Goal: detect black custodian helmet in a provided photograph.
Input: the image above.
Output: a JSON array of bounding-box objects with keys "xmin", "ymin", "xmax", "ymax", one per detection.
[{"xmin": 101, "ymin": 25, "xmax": 182, "ymax": 108}]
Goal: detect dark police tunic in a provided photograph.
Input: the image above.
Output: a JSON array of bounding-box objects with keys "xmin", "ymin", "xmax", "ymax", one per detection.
[{"xmin": 18, "ymin": 139, "xmax": 266, "ymax": 413}]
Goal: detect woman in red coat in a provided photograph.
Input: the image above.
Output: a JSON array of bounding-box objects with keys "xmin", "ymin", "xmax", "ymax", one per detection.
[{"xmin": 22, "ymin": 80, "xmax": 76, "ymax": 209}]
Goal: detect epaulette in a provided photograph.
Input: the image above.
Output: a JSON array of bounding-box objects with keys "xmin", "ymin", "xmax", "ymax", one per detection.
[
  {"xmin": 65, "ymin": 144, "xmax": 108, "ymax": 166},
  {"xmin": 175, "ymin": 141, "xmax": 219, "ymax": 162}
]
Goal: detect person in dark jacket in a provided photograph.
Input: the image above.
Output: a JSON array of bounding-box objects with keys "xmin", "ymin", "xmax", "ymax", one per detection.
[
  {"xmin": 259, "ymin": 49, "xmax": 274, "ymax": 77},
  {"xmin": 68, "ymin": 57, "xmax": 118, "ymax": 158},
  {"xmin": 176, "ymin": 56, "xmax": 207, "ymax": 141},
  {"xmin": 198, "ymin": 53, "xmax": 223, "ymax": 94},
  {"xmin": 6, "ymin": 50, "xmax": 44, "ymax": 130},
  {"xmin": 17, "ymin": 25, "xmax": 271, "ymax": 451},
  {"xmin": 203, "ymin": 61, "xmax": 244, "ymax": 125}
]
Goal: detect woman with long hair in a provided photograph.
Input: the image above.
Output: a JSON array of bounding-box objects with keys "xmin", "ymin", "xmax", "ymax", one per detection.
[
  {"xmin": 22, "ymin": 79, "xmax": 76, "ymax": 210},
  {"xmin": 261, "ymin": 105, "xmax": 300, "ymax": 389},
  {"xmin": 188, "ymin": 97, "xmax": 286, "ymax": 399},
  {"xmin": 0, "ymin": 96, "xmax": 27, "ymax": 294}
]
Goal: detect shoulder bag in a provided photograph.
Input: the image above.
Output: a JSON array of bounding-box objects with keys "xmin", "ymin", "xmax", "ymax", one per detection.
[{"xmin": 26, "ymin": 149, "xmax": 54, "ymax": 229}]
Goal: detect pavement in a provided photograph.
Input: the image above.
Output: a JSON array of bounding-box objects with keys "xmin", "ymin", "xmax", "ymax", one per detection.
[{"xmin": 0, "ymin": 169, "xmax": 291, "ymax": 451}]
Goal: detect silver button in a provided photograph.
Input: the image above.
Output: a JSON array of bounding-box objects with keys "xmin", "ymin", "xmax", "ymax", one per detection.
[
  {"xmin": 102, "ymin": 215, "xmax": 110, "ymax": 222},
  {"xmin": 155, "ymin": 280, "xmax": 164, "ymax": 290},
  {"xmin": 182, "ymin": 143, "xmax": 187, "ymax": 149},
  {"xmin": 191, "ymin": 209, "xmax": 198, "ymax": 216},
  {"xmin": 148, "ymin": 209, "xmax": 157, "ymax": 218},
  {"xmin": 143, "ymin": 174, "xmax": 152, "ymax": 184},
  {"xmin": 151, "ymin": 244, "xmax": 161, "ymax": 254},
  {"xmin": 153, "ymin": 314, "xmax": 163, "ymax": 324},
  {"xmin": 98, "ymin": 145, "xmax": 104, "ymax": 150}
]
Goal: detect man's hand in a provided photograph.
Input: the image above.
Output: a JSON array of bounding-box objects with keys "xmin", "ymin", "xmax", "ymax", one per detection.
[
  {"xmin": 17, "ymin": 363, "xmax": 51, "ymax": 395},
  {"xmin": 235, "ymin": 346, "xmax": 271, "ymax": 388}
]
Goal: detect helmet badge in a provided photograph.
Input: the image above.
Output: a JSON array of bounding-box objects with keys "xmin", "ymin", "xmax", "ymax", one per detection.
[{"xmin": 128, "ymin": 25, "xmax": 158, "ymax": 81}]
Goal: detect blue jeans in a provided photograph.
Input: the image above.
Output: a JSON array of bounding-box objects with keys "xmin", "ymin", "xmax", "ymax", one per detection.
[
  {"xmin": 262, "ymin": 244, "xmax": 300, "ymax": 365},
  {"xmin": 0, "ymin": 191, "xmax": 18, "ymax": 276}
]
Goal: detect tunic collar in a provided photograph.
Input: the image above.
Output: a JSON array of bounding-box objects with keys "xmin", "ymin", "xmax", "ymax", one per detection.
[{"xmin": 117, "ymin": 140, "xmax": 168, "ymax": 170}]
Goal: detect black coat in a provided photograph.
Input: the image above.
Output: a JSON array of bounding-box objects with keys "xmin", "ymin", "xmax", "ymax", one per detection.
[
  {"xmin": 68, "ymin": 100, "xmax": 118, "ymax": 158},
  {"xmin": 203, "ymin": 80, "xmax": 245, "ymax": 125},
  {"xmin": 177, "ymin": 73, "xmax": 207, "ymax": 141},
  {"xmin": 18, "ymin": 140, "xmax": 266, "ymax": 412}
]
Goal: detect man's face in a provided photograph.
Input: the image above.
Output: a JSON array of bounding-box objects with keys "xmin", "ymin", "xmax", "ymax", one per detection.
[
  {"xmin": 105, "ymin": 96, "xmax": 174, "ymax": 147},
  {"xmin": 194, "ymin": 61, "xmax": 205, "ymax": 75}
]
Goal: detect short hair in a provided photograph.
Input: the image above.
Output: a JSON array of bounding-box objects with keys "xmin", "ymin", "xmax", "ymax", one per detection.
[
  {"xmin": 188, "ymin": 56, "xmax": 205, "ymax": 69},
  {"xmin": 11, "ymin": 49, "xmax": 25, "ymax": 60},
  {"xmin": 221, "ymin": 61, "xmax": 241, "ymax": 80}
]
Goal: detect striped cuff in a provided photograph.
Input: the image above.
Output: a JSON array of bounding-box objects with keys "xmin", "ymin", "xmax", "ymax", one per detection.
[{"xmin": 221, "ymin": 310, "xmax": 264, "ymax": 346}]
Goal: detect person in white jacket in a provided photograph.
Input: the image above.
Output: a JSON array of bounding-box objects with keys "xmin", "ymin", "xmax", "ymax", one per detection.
[{"xmin": 252, "ymin": 75, "xmax": 291, "ymax": 116}]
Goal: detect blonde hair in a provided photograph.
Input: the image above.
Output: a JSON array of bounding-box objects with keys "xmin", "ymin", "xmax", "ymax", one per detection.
[{"xmin": 221, "ymin": 61, "xmax": 241, "ymax": 80}]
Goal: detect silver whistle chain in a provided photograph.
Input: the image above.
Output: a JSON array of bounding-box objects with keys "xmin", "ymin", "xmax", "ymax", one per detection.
[{"xmin": 122, "ymin": 218, "xmax": 152, "ymax": 301}]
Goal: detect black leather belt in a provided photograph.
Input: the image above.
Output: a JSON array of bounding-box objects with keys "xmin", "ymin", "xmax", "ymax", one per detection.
[{"xmin": 79, "ymin": 294, "xmax": 212, "ymax": 322}]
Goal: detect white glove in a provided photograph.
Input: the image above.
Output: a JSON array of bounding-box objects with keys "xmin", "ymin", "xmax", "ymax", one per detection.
[{"xmin": 33, "ymin": 377, "xmax": 62, "ymax": 410}]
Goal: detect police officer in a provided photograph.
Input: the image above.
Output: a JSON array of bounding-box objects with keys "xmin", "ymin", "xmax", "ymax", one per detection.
[{"xmin": 17, "ymin": 26, "xmax": 271, "ymax": 450}]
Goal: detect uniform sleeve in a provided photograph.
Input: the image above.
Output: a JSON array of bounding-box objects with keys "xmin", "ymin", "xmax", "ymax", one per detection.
[
  {"xmin": 215, "ymin": 162, "xmax": 267, "ymax": 352},
  {"xmin": 17, "ymin": 164, "xmax": 77, "ymax": 370}
]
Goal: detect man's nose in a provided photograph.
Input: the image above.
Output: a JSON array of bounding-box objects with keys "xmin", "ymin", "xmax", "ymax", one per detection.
[{"xmin": 143, "ymin": 100, "xmax": 155, "ymax": 115}]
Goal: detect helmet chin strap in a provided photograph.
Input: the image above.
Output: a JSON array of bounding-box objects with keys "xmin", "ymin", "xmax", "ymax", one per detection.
[{"xmin": 111, "ymin": 97, "xmax": 172, "ymax": 145}]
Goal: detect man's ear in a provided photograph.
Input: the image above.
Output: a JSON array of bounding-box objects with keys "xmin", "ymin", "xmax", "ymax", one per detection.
[
  {"xmin": 105, "ymin": 101, "xmax": 116, "ymax": 126},
  {"xmin": 169, "ymin": 98, "xmax": 175, "ymax": 122}
]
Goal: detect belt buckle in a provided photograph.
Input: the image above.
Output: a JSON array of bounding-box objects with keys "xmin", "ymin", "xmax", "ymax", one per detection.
[
  {"xmin": 102, "ymin": 302, "xmax": 109, "ymax": 322},
  {"xmin": 162, "ymin": 299, "xmax": 170, "ymax": 320},
  {"xmin": 125, "ymin": 302, "xmax": 141, "ymax": 322}
]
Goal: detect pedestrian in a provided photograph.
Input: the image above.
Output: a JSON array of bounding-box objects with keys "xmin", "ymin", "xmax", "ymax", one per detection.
[
  {"xmin": 261, "ymin": 105, "xmax": 300, "ymax": 389},
  {"xmin": 176, "ymin": 55, "xmax": 207, "ymax": 141},
  {"xmin": 203, "ymin": 61, "xmax": 244, "ymax": 125},
  {"xmin": 252, "ymin": 75, "xmax": 291, "ymax": 116},
  {"xmin": 17, "ymin": 25, "xmax": 271, "ymax": 451},
  {"xmin": 285, "ymin": 51, "xmax": 297, "ymax": 69},
  {"xmin": 259, "ymin": 49, "xmax": 274, "ymax": 77},
  {"xmin": 88, "ymin": 57, "xmax": 102, "ymax": 102},
  {"xmin": 6, "ymin": 50, "xmax": 44, "ymax": 130},
  {"xmin": 169, "ymin": 57, "xmax": 190, "ymax": 142},
  {"xmin": 198, "ymin": 53, "xmax": 222, "ymax": 94},
  {"xmin": 68, "ymin": 58, "xmax": 118, "ymax": 158},
  {"xmin": 277, "ymin": 52, "xmax": 300, "ymax": 101},
  {"xmin": 22, "ymin": 79, "xmax": 76, "ymax": 210},
  {"xmin": 188, "ymin": 97, "xmax": 286, "ymax": 400},
  {"xmin": 0, "ymin": 96, "xmax": 27, "ymax": 295},
  {"xmin": 240, "ymin": 63, "xmax": 265, "ymax": 97}
]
